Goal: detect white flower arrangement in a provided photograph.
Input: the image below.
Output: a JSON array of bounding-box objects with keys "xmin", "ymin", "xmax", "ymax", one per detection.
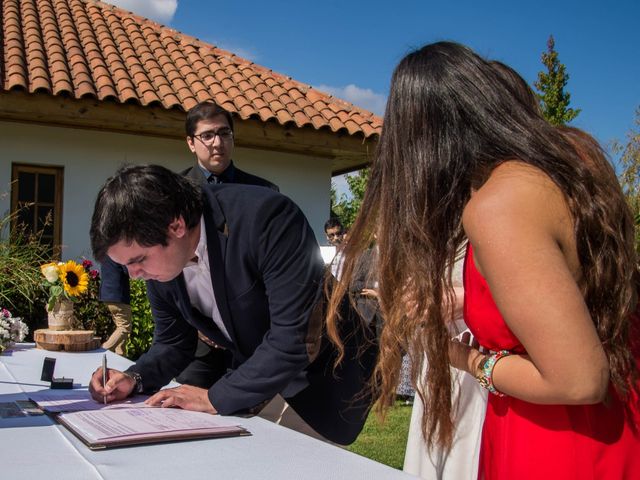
[{"xmin": 0, "ymin": 308, "xmax": 28, "ymax": 353}]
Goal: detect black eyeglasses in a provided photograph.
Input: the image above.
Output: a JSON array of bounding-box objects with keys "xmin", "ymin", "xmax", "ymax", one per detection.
[{"xmin": 193, "ymin": 128, "xmax": 234, "ymax": 145}]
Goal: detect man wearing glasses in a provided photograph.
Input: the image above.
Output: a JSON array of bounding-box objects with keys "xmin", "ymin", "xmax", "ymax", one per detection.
[
  {"xmin": 182, "ymin": 102, "xmax": 278, "ymax": 190},
  {"xmin": 324, "ymin": 218, "xmax": 345, "ymax": 247},
  {"xmin": 178, "ymin": 102, "xmax": 279, "ymax": 388},
  {"xmin": 324, "ymin": 218, "xmax": 346, "ymax": 279}
]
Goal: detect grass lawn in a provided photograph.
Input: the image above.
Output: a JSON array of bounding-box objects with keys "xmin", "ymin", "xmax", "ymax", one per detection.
[{"xmin": 347, "ymin": 400, "xmax": 414, "ymax": 470}]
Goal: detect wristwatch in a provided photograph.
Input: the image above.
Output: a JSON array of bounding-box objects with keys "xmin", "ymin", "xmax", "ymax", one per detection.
[{"xmin": 124, "ymin": 370, "xmax": 143, "ymax": 394}]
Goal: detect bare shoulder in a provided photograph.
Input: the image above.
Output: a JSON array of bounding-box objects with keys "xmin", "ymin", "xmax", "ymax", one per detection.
[{"xmin": 463, "ymin": 161, "xmax": 573, "ymax": 253}]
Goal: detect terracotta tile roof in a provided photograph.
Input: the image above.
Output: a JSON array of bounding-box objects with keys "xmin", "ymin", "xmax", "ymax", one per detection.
[{"xmin": 1, "ymin": 0, "xmax": 382, "ymax": 139}]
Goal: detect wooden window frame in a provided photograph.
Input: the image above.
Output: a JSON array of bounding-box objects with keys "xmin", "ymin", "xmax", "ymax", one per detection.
[{"xmin": 10, "ymin": 163, "xmax": 64, "ymax": 255}]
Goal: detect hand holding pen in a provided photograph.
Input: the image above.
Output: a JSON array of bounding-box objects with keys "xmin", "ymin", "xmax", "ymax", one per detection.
[{"xmin": 88, "ymin": 360, "xmax": 137, "ymax": 404}]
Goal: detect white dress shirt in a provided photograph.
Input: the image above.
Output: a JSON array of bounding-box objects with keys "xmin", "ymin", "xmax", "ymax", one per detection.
[{"xmin": 182, "ymin": 217, "xmax": 231, "ymax": 341}]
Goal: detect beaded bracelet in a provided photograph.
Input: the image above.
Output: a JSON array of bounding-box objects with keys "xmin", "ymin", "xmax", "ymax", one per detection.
[{"xmin": 475, "ymin": 350, "xmax": 511, "ymax": 396}]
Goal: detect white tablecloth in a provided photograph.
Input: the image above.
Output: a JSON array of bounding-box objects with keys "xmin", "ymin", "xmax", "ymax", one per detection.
[{"xmin": 0, "ymin": 344, "xmax": 415, "ymax": 479}]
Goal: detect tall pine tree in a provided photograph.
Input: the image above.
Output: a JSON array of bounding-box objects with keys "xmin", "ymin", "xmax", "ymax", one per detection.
[{"xmin": 534, "ymin": 35, "xmax": 581, "ymax": 126}]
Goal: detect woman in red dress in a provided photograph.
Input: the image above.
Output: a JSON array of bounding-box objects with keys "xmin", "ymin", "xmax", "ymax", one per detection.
[{"xmin": 326, "ymin": 42, "xmax": 640, "ymax": 479}]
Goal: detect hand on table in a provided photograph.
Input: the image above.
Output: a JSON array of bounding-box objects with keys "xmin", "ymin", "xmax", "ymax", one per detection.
[
  {"xmin": 145, "ymin": 384, "xmax": 218, "ymax": 414},
  {"xmin": 89, "ymin": 367, "xmax": 135, "ymax": 403}
]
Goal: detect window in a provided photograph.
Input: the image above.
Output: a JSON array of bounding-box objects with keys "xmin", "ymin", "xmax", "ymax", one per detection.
[{"xmin": 10, "ymin": 164, "xmax": 63, "ymax": 256}]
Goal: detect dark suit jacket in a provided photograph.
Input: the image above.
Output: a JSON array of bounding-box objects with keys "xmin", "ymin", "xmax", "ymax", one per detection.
[
  {"xmin": 181, "ymin": 161, "xmax": 279, "ymax": 192},
  {"xmin": 127, "ymin": 184, "xmax": 377, "ymax": 444},
  {"xmin": 99, "ymin": 256, "xmax": 130, "ymax": 303}
]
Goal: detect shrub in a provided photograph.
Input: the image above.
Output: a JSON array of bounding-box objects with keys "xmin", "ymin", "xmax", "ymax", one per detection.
[
  {"xmin": 0, "ymin": 212, "xmax": 49, "ymax": 337},
  {"xmin": 124, "ymin": 279, "xmax": 154, "ymax": 360}
]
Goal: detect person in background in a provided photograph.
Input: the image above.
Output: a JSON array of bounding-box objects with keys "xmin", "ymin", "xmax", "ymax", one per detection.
[
  {"xmin": 89, "ymin": 165, "xmax": 377, "ymax": 445},
  {"xmin": 403, "ymin": 255, "xmax": 487, "ymax": 479},
  {"xmin": 324, "ymin": 217, "xmax": 345, "ymax": 247},
  {"xmin": 324, "ymin": 218, "xmax": 346, "ymax": 279},
  {"xmin": 181, "ymin": 101, "xmax": 278, "ymax": 191},
  {"xmin": 98, "ymin": 101, "xmax": 278, "ymax": 359},
  {"xmin": 325, "ymin": 41, "xmax": 640, "ymax": 478},
  {"xmin": 99, "ymin": 258, "xmax": 131, "ymax": 355}
]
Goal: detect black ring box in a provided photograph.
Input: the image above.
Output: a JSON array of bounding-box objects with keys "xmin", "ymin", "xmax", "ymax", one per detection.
[{"xmin": 41, "ymin": 357, "xmax": 74, "ymax": 389}]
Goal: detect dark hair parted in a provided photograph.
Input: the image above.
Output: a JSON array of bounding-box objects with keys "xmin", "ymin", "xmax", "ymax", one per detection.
[
  {"xmin": 90, "ymin": 164, "xmax": 203, "ymax": 262},
  {"xmin": 324, "ymin": 217, "xmax": 344, "ymax": 233},
  {"xmin": 185, "ymin": 101, "xmax": 234, "ymax": 137},
  {"xmin": 325, "ymin": 42, "xmax": 638, "ymax": 449}
]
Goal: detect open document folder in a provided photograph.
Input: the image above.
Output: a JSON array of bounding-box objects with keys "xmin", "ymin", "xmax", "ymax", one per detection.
[{"xmin": 29, "ymin": 390, "xmax": 250, "ymax": 450}]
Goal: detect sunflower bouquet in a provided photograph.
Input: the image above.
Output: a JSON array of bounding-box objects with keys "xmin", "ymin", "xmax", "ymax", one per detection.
[{"xmin": 40, "ymin": 260, "xmax": 91, "ymax": 311}]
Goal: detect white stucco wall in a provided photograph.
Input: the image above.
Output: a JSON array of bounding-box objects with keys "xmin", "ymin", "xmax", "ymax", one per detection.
[{"xmin": 0, "ymin": 120, "xmax": 333, "ymax": 261}]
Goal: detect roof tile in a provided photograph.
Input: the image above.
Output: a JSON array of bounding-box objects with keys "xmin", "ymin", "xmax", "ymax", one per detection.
[{"xmin": 2, "ymin": 0, "xmax": 381, "ymax": 138}]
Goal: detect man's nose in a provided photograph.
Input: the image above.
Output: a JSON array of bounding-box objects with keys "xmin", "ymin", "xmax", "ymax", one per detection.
[{"xmin": 127, "ymin": 265, "xmax": 143, "ymax": 279}]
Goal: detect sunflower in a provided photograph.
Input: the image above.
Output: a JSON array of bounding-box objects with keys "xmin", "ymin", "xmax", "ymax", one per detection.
[{"xmin": 58, "ymin": 260, "xmax": 89, "ymax": 297}]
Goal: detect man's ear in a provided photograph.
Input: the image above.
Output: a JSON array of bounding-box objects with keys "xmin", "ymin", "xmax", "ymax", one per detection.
[
  {"xmin": 168, "ymin": 217, "xmax": 187, "ymax": 239},
  {"xmin": 186, "ymin": 136, "xmax": 196, "ymax": 154}
]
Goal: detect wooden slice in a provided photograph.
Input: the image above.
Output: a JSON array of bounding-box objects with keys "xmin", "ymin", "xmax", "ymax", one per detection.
[{"xmin": 34, "ymin": 329, "xmax": 101, "ymax": 352}]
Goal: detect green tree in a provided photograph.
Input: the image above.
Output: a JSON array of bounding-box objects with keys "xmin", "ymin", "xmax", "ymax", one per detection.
[
  {"xmin": 331, "ymin": 168, "xmax": 370, "ymax": 229},
  {"xmin": 534, "ymin": 35, "xmax": 581, "ymax": 126},
  {"xmin": 614, "ymin": 106, "xmax": 640, "ymax": 253}
]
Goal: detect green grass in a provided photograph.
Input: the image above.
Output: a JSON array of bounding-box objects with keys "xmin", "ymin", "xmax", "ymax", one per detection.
[{"xmin": 347, "ymin": 400, "xmax": 413, "ymax": 469}]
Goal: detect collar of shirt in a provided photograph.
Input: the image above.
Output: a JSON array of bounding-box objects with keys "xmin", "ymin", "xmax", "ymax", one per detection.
[{"xmin": 198, "ymin": 161, "xmax": 236, "ymax": 184}]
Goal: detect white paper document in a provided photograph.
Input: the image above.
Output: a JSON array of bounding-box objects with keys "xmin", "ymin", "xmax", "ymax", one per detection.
[
  {"xmin": 29, "ymin": 390, "xmax": 150, "ymax": 413},
  {"xmin": 30, "ymin": 389, "xmax": 249, "ymax": 449}
]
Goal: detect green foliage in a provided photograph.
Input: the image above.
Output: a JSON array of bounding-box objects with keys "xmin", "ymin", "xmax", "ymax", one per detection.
[
  {"xmin": 347, "ymin": 400, "xmax": 413, "ymax": 469},
  {"xmin": 124, "ymin": 279, "xmax": 154, "ymax": 360},
  {"xmin": 331, "ymin": 168, "xmax": 370, "ymax": 229},
  {"xmin": 534, "ymin": 35, "xmax": 581, "ymax": 126},
  {"xmin": 614, "ymin": 106, "xmax": 640, "ymax": 253},
  {"xmin": 0, "ymin": 210, "xmax": 49, "ymax": 336}
]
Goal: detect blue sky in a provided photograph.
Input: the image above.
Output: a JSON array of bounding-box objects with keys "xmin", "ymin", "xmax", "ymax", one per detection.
[{"xmin": 110, "ymin": 0, "xmax": 640, "ymax": 194}]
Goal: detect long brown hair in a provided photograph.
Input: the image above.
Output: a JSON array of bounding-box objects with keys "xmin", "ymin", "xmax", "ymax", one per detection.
[{"xmin": 325, "ymin": 42, "xmax": 638, "ymax": 449}]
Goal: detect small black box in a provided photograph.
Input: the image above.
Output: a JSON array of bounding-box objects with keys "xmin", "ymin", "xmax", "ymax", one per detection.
[
  {"xmin": 41, "ymin": 357, "xmax": 56, "ymax": 382},
  {"xmin": 51, "ymin": 377, "xmax": 74, "ymax": 389},
  {"xmin": 41, "ymin": 357, "xmax": 74, "ymax": 388}
]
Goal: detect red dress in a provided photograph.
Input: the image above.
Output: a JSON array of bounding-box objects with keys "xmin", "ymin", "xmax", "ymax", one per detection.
[{"xmin": 463, "ymin": 244, "xmax": 640, "ymax": 480}]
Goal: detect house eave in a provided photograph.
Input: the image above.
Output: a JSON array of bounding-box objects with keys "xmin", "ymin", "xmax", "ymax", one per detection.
[{"xmin": 0, "ymin": 91, "xmax": 376, "ymax": 174}]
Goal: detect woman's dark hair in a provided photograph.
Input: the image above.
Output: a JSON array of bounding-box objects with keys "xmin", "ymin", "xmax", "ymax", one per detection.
[
  {"xmin": 185, "ymin": 101, "xmax": 234, "ymax": 137},
  {"xmin": 325, "ymin": 41, "xmax": 638, "ymax": 449},
  {"xmin": 490, "ymin": 60, "xmax": 541, "ymax": 116},
  {"xmin": 90, "ymin": 164, "xmax": 203, "ymax": 261}
]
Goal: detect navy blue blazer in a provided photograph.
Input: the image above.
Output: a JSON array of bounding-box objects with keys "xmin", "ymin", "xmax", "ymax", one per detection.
[
  {"xmin": 127, "ymin": 184, "xmax": 377, "ymax": 444},
  {"xmin": 180, "ymin": 161, "xmax": 279, "ymax": 192}
]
